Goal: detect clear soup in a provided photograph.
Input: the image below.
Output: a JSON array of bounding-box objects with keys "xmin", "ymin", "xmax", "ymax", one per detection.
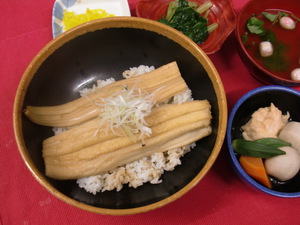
[{"xmin": 242, "ymin": 9, "xmax": 300, "ymax": 80}]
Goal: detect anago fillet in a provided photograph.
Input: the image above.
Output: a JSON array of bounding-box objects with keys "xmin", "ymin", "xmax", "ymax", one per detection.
[
  {"xmin": 24, "ymin": 62, "xmax": 187, "ymax": 127},
  {"xmin": 42, "ymin": 100, "xmax": 211, "ymax": 157},
  {"xmin": 46, "ymin": 127, "xmax": 212, "ymax": 180},
  {"xmin": 45, "ymin": 108, "xmax": 211, "ymax": 163},
  {"xmin": 44, "ymin": 105, "xmax": 212, "ymax": 179}
]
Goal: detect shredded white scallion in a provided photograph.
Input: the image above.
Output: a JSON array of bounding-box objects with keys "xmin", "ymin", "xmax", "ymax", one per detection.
[{"xmin": 97, "ymin": 84, "xmax": 156, "ymax": 144}]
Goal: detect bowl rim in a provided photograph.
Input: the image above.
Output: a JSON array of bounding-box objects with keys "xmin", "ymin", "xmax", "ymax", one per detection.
[
  {"xmin": 13, "ymin": 16, "xmax": 228, "ymax": 215},
  {"xmin": 227, "ymin": 85, "xmax": 300, "ymax": 198},
  {"xmin": 235, "ymin": 0, "xmax": 300, "ymax": 85}
]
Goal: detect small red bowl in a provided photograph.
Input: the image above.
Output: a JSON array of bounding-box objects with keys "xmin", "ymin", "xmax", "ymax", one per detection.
[
  {"xmin": 136, "ymin": 0, "xmax": 236, "ymax": 54},
  {"xmin": 235, "ymin": 0, "xmax": 300, "ymax": 86}
]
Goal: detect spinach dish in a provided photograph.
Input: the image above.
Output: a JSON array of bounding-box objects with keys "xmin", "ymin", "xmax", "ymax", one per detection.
[{"xmin": 158, "ymin": 0, "xmax": 218, "ymax": 44}]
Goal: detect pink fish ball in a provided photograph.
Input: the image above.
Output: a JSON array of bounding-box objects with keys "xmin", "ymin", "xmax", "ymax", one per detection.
[
  {"xmin": 259, "ymin": 41, "xmax": 273, "ymax": 57},
  {"xmin": 280, "ymin": 16, "xmax": 296, "ymax": 30}
]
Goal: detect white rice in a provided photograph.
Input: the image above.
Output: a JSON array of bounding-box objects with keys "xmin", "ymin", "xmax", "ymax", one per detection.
[
  {"xmin": 79, "ymin": 78, "xmax": 116, "ymax": 96},
  {"xmin": 122, "ymin": 65, "xmax": 155, "ymax": 78},
  {"xmin": 56, "ymin": 65, "xmax": 195, "ymax": 194}
]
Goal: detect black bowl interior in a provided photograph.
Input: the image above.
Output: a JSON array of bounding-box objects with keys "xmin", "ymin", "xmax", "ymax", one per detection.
[
  {"xmin": 231, "ymin": 90, "xmax": 300, "ymax": 192},
  {"xmin": 22, "ymin": 27, "xmax": 219, "ymax": 209}
]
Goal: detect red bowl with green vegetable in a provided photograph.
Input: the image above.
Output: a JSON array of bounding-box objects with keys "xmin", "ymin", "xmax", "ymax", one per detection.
[
  {"xmin": 235, "ymin": 0, "xmax": 300, "ymax": 86},
  {"xmin": 136, "ymin": 0, "xmax": 236, "ymax": 54},
  {"xmin": 227, "ymin": 86, "xmax": 300, "ymax": 198}
]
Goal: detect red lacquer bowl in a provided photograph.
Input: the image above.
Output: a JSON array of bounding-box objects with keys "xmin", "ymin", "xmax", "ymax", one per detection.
[
  {"xmin": 235, "ymin": 0, "xmax": 300, "ymax": 86},
  {"xmin": 136, "ymin": 0, "xmax": 237, "ymax": 54}
]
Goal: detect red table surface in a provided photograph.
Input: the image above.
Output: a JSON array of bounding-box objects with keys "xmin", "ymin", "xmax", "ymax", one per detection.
[{"xmin": 1, "ymin": 0, "xmax": 300, "ymax": 224}]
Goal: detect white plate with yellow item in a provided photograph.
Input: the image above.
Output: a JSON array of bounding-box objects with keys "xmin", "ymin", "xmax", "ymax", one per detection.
[{"xmin": 52, "ymin": 0, "xmax": 131, "ymax": 38}]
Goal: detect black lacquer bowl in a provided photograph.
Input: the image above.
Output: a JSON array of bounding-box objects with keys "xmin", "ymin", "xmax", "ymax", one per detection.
[{"xmin": 13, "ymin": 17, "xmax": 227, "ymax": 214}]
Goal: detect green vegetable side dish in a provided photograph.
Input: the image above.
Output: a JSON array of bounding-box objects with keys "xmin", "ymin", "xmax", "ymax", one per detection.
[
  {"xmin": 158, "ymin": 0, "xmax": 218, "ymax": 44},
  {"xmin": 232, "ymin": 138, "xmax": 290, "ymax": 158}
]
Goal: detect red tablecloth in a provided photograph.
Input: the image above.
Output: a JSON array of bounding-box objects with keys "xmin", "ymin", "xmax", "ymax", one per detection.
[{"xmin": 1, "ymin": 0, "xmax": 300, "ymax": 224}]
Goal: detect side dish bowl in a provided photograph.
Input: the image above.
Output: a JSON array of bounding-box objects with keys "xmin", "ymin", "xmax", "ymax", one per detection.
[
  {"xmin": 235, "ymin": 0, "xmax": 300, "ymax": 86},
  {"xmin": 13, "ymin": 17, "xmax": 227, "ymax": 215},
  {"xmin": 227, "ymin": 85, "xmax": 300, "ymax": 198},
  {"xmin": 136, "ymin": 0, "xmax": 236, "ymax": 54}
]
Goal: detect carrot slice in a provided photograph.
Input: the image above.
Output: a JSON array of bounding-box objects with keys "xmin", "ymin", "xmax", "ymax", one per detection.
[{"xmin": 239, "ymin": 155, "xmax": 272, "ymax": 189}]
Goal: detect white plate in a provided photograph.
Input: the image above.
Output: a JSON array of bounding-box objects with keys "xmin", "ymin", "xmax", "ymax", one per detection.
[{"xmin": 52, "ymin": 0, "xmax": 131, "ymax": 38}]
